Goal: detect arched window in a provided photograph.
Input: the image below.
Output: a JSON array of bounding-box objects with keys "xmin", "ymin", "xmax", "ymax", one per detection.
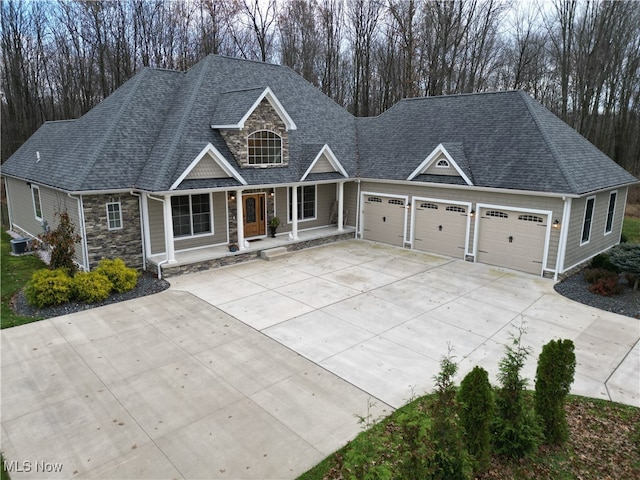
[
  {"xmin": 247, "ymin": 131, "xmax": 282, "ymax": 165},
  {"xmin": 436, "ymin": 159, "xmax": 450, "ymax": 168}
]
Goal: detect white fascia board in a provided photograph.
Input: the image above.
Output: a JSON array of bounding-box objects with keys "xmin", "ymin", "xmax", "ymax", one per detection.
[
  {"xmin": 170, "ymin": 143, "xmax": 247, "ymax": 190},
  {"xmin": 300, "ymin": 144, "xmax": 349, "ymax": 181},
  {"xmin": 407, "ymin": 143, "xmax": 473, "ymax": 186}
]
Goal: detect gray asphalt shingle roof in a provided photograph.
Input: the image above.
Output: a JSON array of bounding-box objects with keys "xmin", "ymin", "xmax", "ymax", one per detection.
[{"xmin": 2, "ymin": 55, "xmax": 636, "ymax": 196}]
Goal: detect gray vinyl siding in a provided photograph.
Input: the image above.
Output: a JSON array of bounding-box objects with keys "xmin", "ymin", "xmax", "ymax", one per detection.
[
  {"xmin": 344, "ymin": 182, "xmax": 358, "ymax": 227},
  {"xmin": 5, "ymin": 177, "xmax": 84, "ymax": 265},
  {"xmin": 174, "ymin": 192, "xmax": 227, "ymax": 250},
  {"xmin": 359, "ymin": 180, "xmax": 564, "ymax": 271},
  {"xmin": 148, "ymin": 197, "xmax": 166, "ymax": 255},
  {"xmin": 276, "ymin": 183, "xmax": 337, "ymax": 232},
  {"xmin": 562, "ymin": 187, "xmax": 627, "ymax": 270}
]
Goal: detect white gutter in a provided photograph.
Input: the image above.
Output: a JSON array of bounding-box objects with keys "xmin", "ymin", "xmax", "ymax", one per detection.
[{"xmin": 4, "ymin": 177, "xmax": 14, "ymax": 229}]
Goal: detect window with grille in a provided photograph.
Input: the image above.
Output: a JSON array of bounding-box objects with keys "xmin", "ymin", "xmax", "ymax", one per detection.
[
  {"xmin": 31, "ymin": 185, "xmax": 43, "ymax": 221},
  {"xmin": 247, "ymin": 130, "xmax": 282, "ymax": 165},
  {"xmin": 368, "ymin": 197, "xmax": 382, "ymax": 203},
  {"xmin": 171, "ymin": 193, "xmax": 212, "ymax": 237},
  {"xmin": 106, "ymin": 202, "xmax": 123, "ymax": 230},
  {"xmin": 388, "ymin": 199, "xmax": 404, "ymax": 205},
  {"xmin": 288, "ymin": 185, "xmax": 316, "ymax": 221},
  {"xmin": 518, "ymin": 214, "xmax": 543, "ymax": 223},
  {"xmin": 446, "ymin": 206, "xmax": 466, "ymax": 213},
  {"xmin": 436, "ymin": 159, "xmax": 450, "ymax": 168},
  {"xmin": 421, "ymin": 203, "xmax": 438, "ymax": 209},
  {"xmin": 486, "ymin": 210, "xmax": 508, "ymax": 218}
]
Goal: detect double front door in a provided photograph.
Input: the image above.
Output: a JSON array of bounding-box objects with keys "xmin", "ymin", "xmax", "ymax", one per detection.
[{"xmin": 243, "ymin": 193, "xmax": 266, "ymax": 238}]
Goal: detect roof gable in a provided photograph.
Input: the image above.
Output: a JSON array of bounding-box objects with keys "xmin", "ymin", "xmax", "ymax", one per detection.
[
  {"xmin": 171, "ymin": 143, "xmax": 247, "ymax": 190},
  {"xmin": 407, "ymin": 143, "xmax": 473, "ymax": 185},
  {"xmin": 211, "ymin": 86, "xmax": 297, "ymax": 131},
  {"xmin": 301, "ymin": 145, "xmax": 348, "ymax": 181}
]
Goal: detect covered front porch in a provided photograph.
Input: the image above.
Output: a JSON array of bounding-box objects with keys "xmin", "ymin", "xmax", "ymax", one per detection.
[{"xmin": 147, "ymin": 225, "xmax": 356, "ymax": 278}]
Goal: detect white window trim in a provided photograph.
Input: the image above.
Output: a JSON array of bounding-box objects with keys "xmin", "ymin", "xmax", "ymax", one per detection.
[
  {"xmin": 31, "ymin": 185, "xmax": 43, "ymax": 221},
  {"xmin": 172, "ymin": 193, "xmax": 214, "ymax": 239},
  {"xmin": 106, "ymin": 202, "xmax": 123, "ymax": 231},
  {"xmin": 246, "ymin": 130, "xmax": 283, "ymax": 166},
  {"xmin": 436, "ymin": 159, "xmax": 450, "ymax": 168},
  {"xmin": 580, "ymin": 196, "xmax": 596, "ymax": 245},
  {"xmin": 604, "ymin": 190, "xmax": 617, "ymax": 236},
  {"xmin": 287, "ymin": 185, "xmax": 317, "ymax": 223}
]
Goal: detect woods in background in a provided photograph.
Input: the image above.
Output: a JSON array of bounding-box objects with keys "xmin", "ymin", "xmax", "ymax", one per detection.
[{"xmin": 2, "ymin": 0, "xmax": 639, "ymax": 174}]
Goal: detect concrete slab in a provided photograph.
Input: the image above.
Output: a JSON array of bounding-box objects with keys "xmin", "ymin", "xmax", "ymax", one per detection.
[{"xmin": 2, "ymin": 240, "xmax": 639, "ymax": 480}]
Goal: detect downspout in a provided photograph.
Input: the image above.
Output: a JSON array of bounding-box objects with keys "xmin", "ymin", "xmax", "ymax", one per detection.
[
  {"xmin": 4, "ymin": 177, "xmax": 14, "ymax": 229},
  {"xmin": 355, "ymin": 179, "xmax": 361, "ymax": 238},
  {"xmin": 130, "ymin": 190, "xmax": 146, "ymax": 271},
  {"xmin": 68, "ymin": 193, "xmax": 90, "ymax": 271},
  {"xmin": 554, "ymin": 196, "xmax": 572, "ymax": 281}
]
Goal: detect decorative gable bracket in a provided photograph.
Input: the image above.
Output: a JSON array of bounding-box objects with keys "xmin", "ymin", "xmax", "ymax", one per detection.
[
  {"xmin": 301, "ymin": 144, "xmax": 349, "ymax": 181},
  {"xmin": 170, "ymin": 143, "xmax": 247, "ymax": 190},
  {"xmin": 211, "ymin": 87, "xmax": 297, "ymax": 131},
  {"xmin": 407, "ymin": 143, "xmax": 473, "ymax": 185}
]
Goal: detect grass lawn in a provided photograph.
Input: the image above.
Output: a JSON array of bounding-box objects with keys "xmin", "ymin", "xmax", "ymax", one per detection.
[
  {"xmin": 623, "ymin": 216, "xmax": 640, "ymax": 243},
  {"xmin": 298, "ymin": 394, "xmax": 640, "ymax": 480},
  {"xmin": 1, "ymin": 230, "xmax": 45, "ymax": 329}
]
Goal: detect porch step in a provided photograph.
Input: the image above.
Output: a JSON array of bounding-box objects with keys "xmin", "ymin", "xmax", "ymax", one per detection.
[{"xmin": 260, "ymin": 246, "xmax": 289, "ymax": 261}]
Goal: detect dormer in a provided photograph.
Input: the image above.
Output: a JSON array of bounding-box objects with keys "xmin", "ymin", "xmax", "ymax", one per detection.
[
  {"xmin": 301, "ymin": 144, "xmax": 349, "ymax": 181},
  {"xmin": 211, "ymin": 87, "xmax": 296, "ymax": 169},
  {"xmin": 407, "ymin": 143, "xmax": 473, "ymax": 185},
  {"xmin": 170, "ymin": 143, "xmax": 247, "ymax": 190}
]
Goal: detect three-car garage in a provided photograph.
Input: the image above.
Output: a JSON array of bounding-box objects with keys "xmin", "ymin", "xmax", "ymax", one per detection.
[{"xmin": 360, "ymin": 191, "xmax": 552, "ymax": 276}]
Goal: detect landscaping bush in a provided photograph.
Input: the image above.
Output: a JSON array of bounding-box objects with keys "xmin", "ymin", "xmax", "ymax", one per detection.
[
  {"xmin": 588, "ymin": 276, "xmax": 622, "ymax": 296},
  {"xmin": 608, "ymin": 243, "xmax": 640, "ymax": 291},
  {"xmin": 40, "ymin": 211, "xmax": 81, "ymax": 275},
  {"xmin": 589, "ymin": 253, "xmax": 618, "ymax": 272},
  {"xmin": 582, "ymin": 268, "xmax": 618, "ymax": 284},
  {"xmin": 25, "ymin": 268, "xmax": 73, "ymax": 308},
  {"xmin": 429, "ymin": 355, "xmax": 472, "ymax": 480},
  {"xmin": 72, "ymin": 271, "xmax": 113, "ymax": 303},
  {"xmin": 457, "ymin": 366, "xmax": 494, "ymax": 474},
  {"xmin": 95, "ymin": 258, "xmax": 138, "ymax": 293},
  {"xmin": 492, "ymin": 325, "xmax": 543, "ymax": 458},
  {"xmin": 535, "ymin": 339, "xmax": 576, "ymax": 445}
]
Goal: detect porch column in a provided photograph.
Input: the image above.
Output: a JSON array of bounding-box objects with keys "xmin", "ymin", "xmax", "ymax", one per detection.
[
  {"xmin": 163, "ymin": 195, "xmax": 176, "ymax": 263},
  {"xmin": 291, "ymin": 185, "xmax": 299, "ymax": 240},
  {"xmin": 337, "ymin": 182, "xmax": 345, "ymax": 232},
  {"xmin": 236, "ymin": 189, "xmax": 245, "ymax": 250}
]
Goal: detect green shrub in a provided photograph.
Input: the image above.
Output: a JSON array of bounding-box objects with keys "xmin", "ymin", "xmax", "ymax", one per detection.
[
  {"xmin": 589, "ymin": 253, "xmax": 618, "ymax": 272},
  {"xmin": 95, "ymin": 258, "xmax": 139, "ymax": 293},
  {"xmin": 535, "ymin": 339, "xmax": 576, "ymax": 445},
  {"xmin": 72, "ymin": 271, "xmax": 112, "ymax": 303},
  {"xmin": 457, "ymin": 366, "xmax": 494, "ymax": 474},
  {"xmin": 492, "ymin": 324, "xmax": 542, "ymax": 458},
  {"xmin": 429, "ymin": 355, "xmax": 472, "ymax": 480},
  {"xmin": 608, "ymin": 243, "xmax": 640, "ymax": 291},
  {"xmin": 25, "ymin": 268, "xmax": 73, "ymax": 308}
]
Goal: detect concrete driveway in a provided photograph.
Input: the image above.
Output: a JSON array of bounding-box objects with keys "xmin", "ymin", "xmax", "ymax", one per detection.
[{"xmin": 2, "ymin": 240, "xmax": 638, "ymax": 479}]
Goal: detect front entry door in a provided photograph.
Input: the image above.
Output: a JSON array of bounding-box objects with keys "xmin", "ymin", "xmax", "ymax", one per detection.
[{"xmin": 243, "ymin": 193, "xmax": 266, "ymax": 238}]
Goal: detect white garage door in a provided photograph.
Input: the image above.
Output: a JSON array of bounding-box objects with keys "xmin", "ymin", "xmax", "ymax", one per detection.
[
  {"xmin": 414, "ymin": 201, "xmax": 467, "ymax": 258},
  {"xmin": 477, "ymin": 208, "xmax": 548, "ymax": 275},
  {"xmin": 362, "ymin": 195, "xmax": 406, "ymax": 246}
]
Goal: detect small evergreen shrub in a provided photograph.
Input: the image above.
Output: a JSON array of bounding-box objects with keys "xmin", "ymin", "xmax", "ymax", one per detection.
[
  {"xmin": 39, "ymin": 211, "xmax": 81, "ymax": 275},
  {"xmin": 608, "ymin": 243, "xmax": 640, "ymax": 291},
  {"xmin": 589, "ymin": 253, "xmax": 618, "ymax": 272},
  {"xmin": 72, "ymin": 271, "xmax": 113, "ymax": 303},
  {"xmin": 457, "ymin": 366, "xmax": 494, "ymax": 474},
  {"xmin": 25, "ymin": 268, "xmax": 73, "ymax": 308},
  {"xmin": 95, "ymin": 258, "xmax": 139, "ymax": 293},
  {"xmin": 429, "ymin": 354, "xmax": 472, "ymax": 480},
  {"xmin": 492, "ymin": 324, "xmax": 543, "ymax": 458},
  {"xmin": 535, "ymin": 339, "xmax": 576, "ymax": 445}
]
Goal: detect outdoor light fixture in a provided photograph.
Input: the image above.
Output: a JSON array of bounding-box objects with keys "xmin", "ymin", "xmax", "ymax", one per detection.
[
  {"xmin": 470, "ymin": 209, "xmax": 476, "ymax": 218},
  {"xmin": 553, "ymin": 219, "xmax": 560, "ymax": 229},
  {"xmin": 229, "ymin": 192, "xmax": 236, "ymax": 201},
  {"xmin": 269, "ymin": 189, "xmax": 275, "ymax": 197}
]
